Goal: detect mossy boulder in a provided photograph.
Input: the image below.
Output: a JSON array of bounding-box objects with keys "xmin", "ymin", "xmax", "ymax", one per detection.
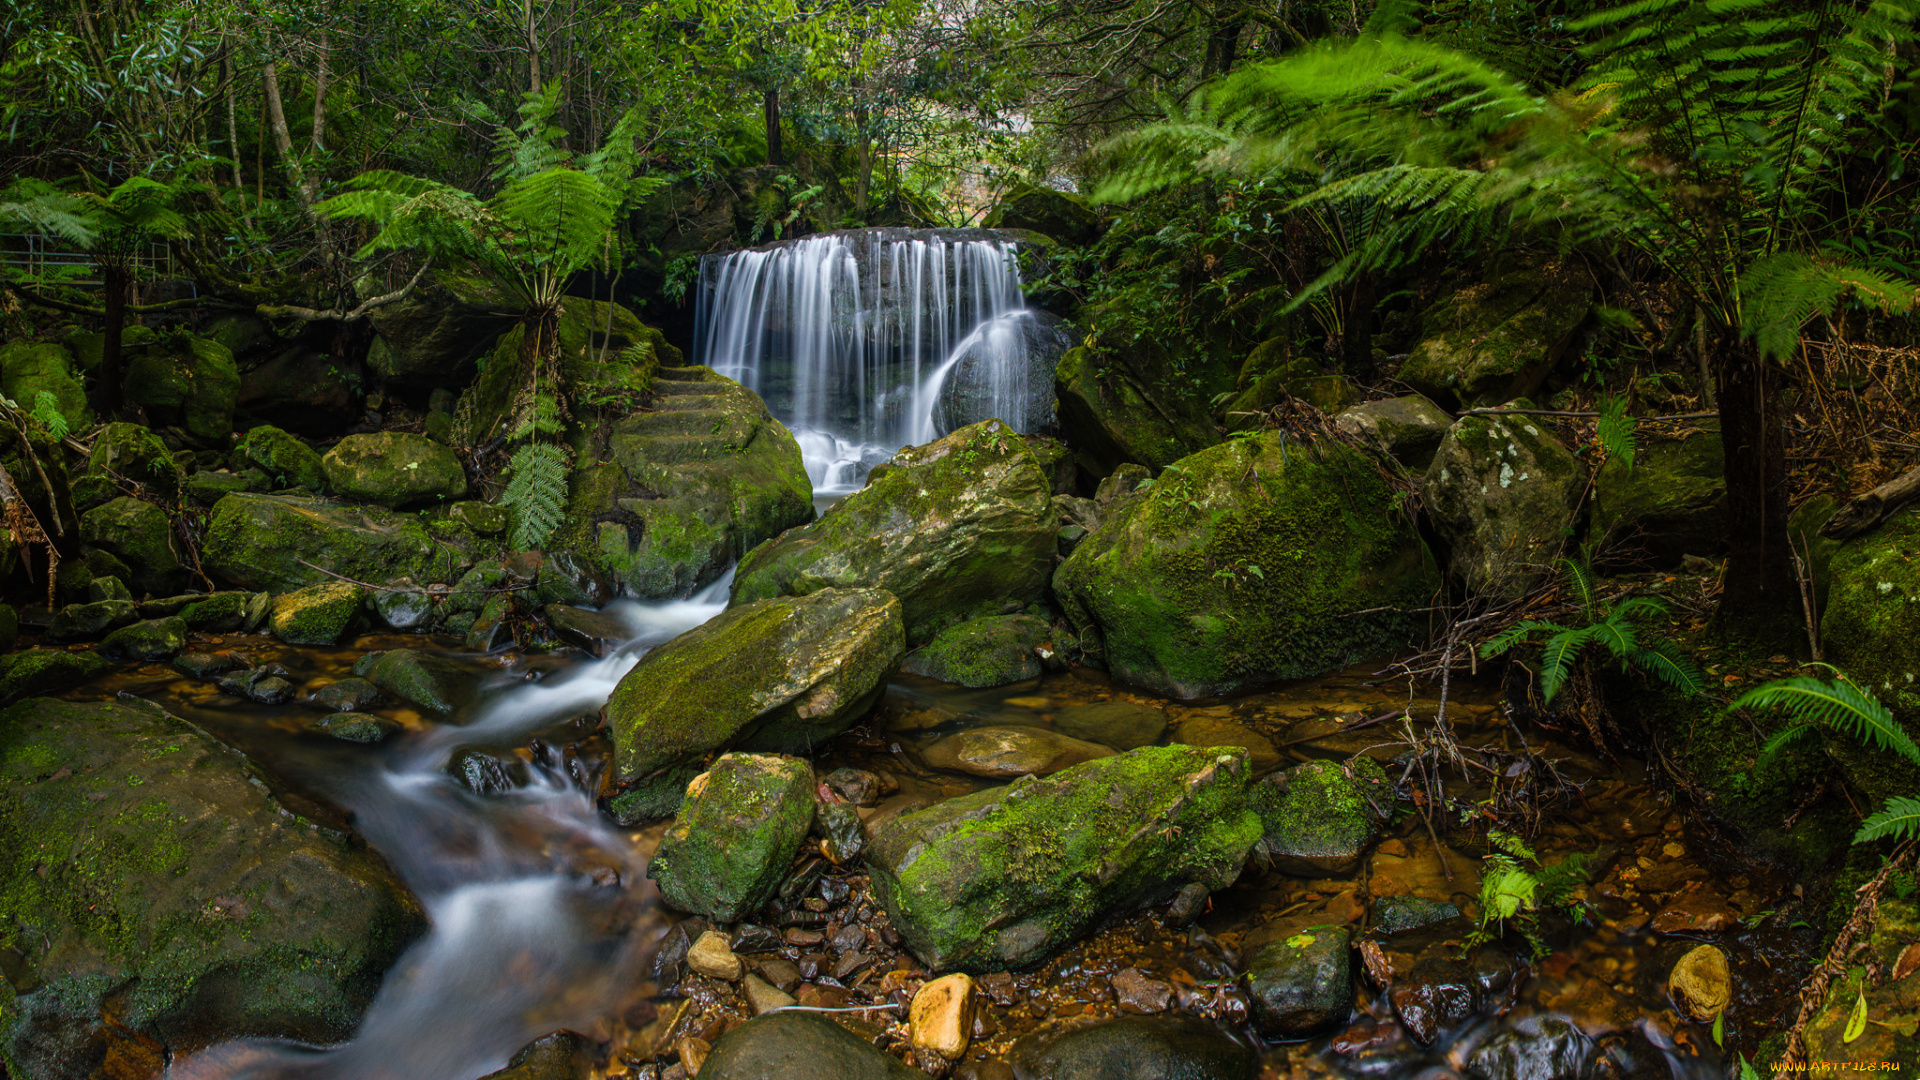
[
  {"xmin": 1592, "ymin": 427, "xmax": 1726, "ymax": 566},
  {"xmin": 700, "ymin": 1011, "xmax": 921, "ymax": 1080},
  {"xmin": 1246, "ymin": 922, "xmax": 1354, "ymax": 1038},
  {"xmin": 983, "ymin": 182, "xmax": 1102, "ymax": 246},
  {"xmin": 362, "ymin": 268, "xmax": 519, "ymax": 390},
  {"xmin": 352, "ymin": 649, "xmax": 477, "ymax": 716},
  {"xmin": 1820, "ymin": 505, "xmax": 1920, "ymax": 802},
  {"xmin": 123, "ymin": 333, "xmax": 240, "ymax": 441},
  {"xmin": 321, "ymin": 432, "xmax": 467, "ymax": 509},
  {"xmin": 0, "ymin": 649, "xmax": 110, "ymax": 706},
  {"xmin": 732, "ymin": 420, "xmax": 1056, "ymax": 645},
  {"xmin": 185, "ymin": 468, "xmax": 268, "ymax": 506},
  {"xmin": 1397, "ymin": 261, "xmax": 1593, "ymax": 409},
  {"xmin": 179, "ymin": 592, "xmax": 248, "ymax": 631},
  {"xmin": 236, "ymin": 425, "xmax": 326, "ymax": 492},
  {"xmin": 1054, "ymin": 433, "xmax": 1437, "ymax": 698},
  {"xmin": 604, "ymin": 588, "xmax": 904, "ymax": 819},
  {"xmin": 270, "ymin": 582, "xmax": 366, "ymax": 646},
  {"xmin": 87, "ymin": 422, "xmax": 184, "ymax": 497},
  {"xmin": 648, "ymin": 754, "xmax": 816, "ymax": 923},
  {"xmin": 867, "ymin": 745, "xmax": 1262, "ymax": 972},
  {"xmin": 203, "ymin": 493, "xmax": 452, "ymax": 593},
  {"xmin": 0, "ymin": 341, "xmax": 90, "ymax": 428},
  {"xmin": 1054, "ymin": 341, "xmax": 1222, "ymax": 479},
  {"xmin": 464, "ymin": 299, "xmax": 677, "ymax": 446},
  {"xmin": 932, "ymin": 310, "xmax": 1078, "ymax": 436},
  {"xmin": 1424, "ymin": 408, "xmax": 1582, "ymax": 601},
  {"xmin": 900, "ymin": 614, "xmax": 1051, "ymax": 688},
  {"xmin": 1252, "ymin": 757, "xmax": 1394, "ymax": 876},
  {"xmin": 0, "ymin": 698, "xmax": 426, "ymax": 1075},
  {"xmin": 562, "ymin": 366, "xmax": 813, "ymax": 599},
  {"xmin": 1333, "ymin": 395, "xmax": 1455, "ymax": 471},
  {"xmin": 47, "ymin": 599, "xmax": 136, "ymax": 642},
  {"xmin": 79, "ymin": 496, "xmax": 184, "ymax": 595},
  {"xmin": 99, "ymin": 617, "xmax": 190, "ymax": 662}
]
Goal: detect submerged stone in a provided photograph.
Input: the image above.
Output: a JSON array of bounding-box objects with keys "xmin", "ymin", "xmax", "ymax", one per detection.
[
  {"xmin": 649, "ymin": 754, "xmax": 816, "ymax": 924},
  {"xmin": 1008, "ymin": 1016, "xmax": 1256, "ymax": 1080},
  {"xmin": 310, "ymin": 677, "xmax": 381, "ymax": 712},
  {"xmin": 918, "ymin": 725, "xmax": 1113, "ymax": 779},
  {"xmin": 353, "ymin": 649, "xmax": 477, "ymax": 716},
  {"xmin": 699, "ymin": 1011, "xmax": 919, "ymax": 1080},
  {"xmin": 310, "ymin": 712, "xmax": 401, "ymax": 744},
  {"xmin": 1054, "ymin": 701, "xmax": 1167, "ymax": 751}
]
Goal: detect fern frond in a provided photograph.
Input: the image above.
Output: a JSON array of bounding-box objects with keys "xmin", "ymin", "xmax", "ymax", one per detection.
[
  {"xmin": 1586, "ymin": 614, "xmax": 1642, "ymax": 661},
  {"xmin": 1854, "ymin": 796, "xmax": 1920, "ymax": 845},
  {"xmin": 1558, "ymin": 557, "xmax": 1598, "ymax": 622},
  {"xmin": 1596, "ymin": 395, "xmax": 1636, "ymax": 471},
  {"xmin": 1541, "ymin": 625, "xmax": 1601, "ymax": 703},
  {"xmin": 491, "ymin": 168, "xmax": 621, "ymax": 280},
  {"xmin": 1730, "ymin": 676, "xmax": 1920, "ymax": 768},
  {"xmin": 1754, "ymin": 722, "xmax": 1822, "ymax": 773},
  {"xmin": 1480, "ymin": 619, "xmax": 1570, "ymax": 659},
  {"xmin": 1629, "ymin": 641, "xmax": 1705, "ymax": 696},
  {"xmin": 502, "ymin": 441, "xmax": 570, "ymax": 552},
  {"xmin": 30, "ymin": 391, "xmax": 68, "ymax": 441},
  {"xmin": 1742, "ymin": 252, "xmax": 1920, "ymax": 361},
  {"xmin": 1608, "ymin": 595, "xmax": 1671, "ymax": 623}
]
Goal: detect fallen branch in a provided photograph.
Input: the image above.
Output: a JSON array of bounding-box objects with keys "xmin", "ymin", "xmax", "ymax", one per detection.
[
  {"xmin": 255, "ymin": 260, "xmax": 432, "ymax": 322},
  {"xmin": 1820, "ymin": 464, "xmax": 1920, "ymax": 540},
  {"xmin": 1456, "ymin": 407, "xmax": 1720, "ymax": 421}
]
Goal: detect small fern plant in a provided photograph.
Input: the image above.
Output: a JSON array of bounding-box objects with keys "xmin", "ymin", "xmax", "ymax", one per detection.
[
  {"xmin": 1480, "ymin": 558, "xmax": 1705, "ymax": 704},
  {"xmin": 1466, "ymin": 831, "xmax": 1593, "ymax": 957},
  {"xmin": 1739, "ymin": 674, "xmax": 1920, "ymax": 846},
  {"xmin": 501, "ymin": 386, "xmax": 569, "ymax": 551}
]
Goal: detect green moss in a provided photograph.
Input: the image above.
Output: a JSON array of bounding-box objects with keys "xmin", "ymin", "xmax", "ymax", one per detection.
[
  {"xmin": 269, "ymin": 582, "xmax": 366, "ymax": 645},
  {"xmin": 88, "ymin": 422, "xmax": 184, "ymax": 496},
  {"xmin": 321, "ymin": 432, "xmax": 467, "ymax": 509},
  {"xmin": 202, "ymin": 493, "xmax": 451, "ymax": 592},
  {"xmin": 1252, "ymin": 758, "xmax": 1393, "ymax": 874},
  {"xmin": 902, "ymin": 614, "xmax": 1050, "ymax": 687},
  {"xmin": 180, "ymin": 592, "xmax": 247, "ymax": 630},
  {"xmin": 1053, "ymin": 341, "xmax": 1222, "ymax": 478},
  {"xmin": 649, "ymin": 754, "xmax": 816, "ymax": 922},
  {"xmin": 237, "ymin": 425, "xmax": 326, "ymax": 492},
  {"xmin": 0, "ymin": 341, "xmax": 91, "ymax": 428},
  {"xmin": 1821, "ymin": 507, "xmax": 1920, "ymax": 798},
  {"xmin": 123, "ymin": 334, "xmax": 240, "ymax": 441},
  {"xmin": 78, "ymin": 496, "xmax": 183, "ymax": 595}
]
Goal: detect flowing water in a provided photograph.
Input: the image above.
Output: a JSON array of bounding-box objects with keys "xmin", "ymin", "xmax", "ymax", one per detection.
[{"xmin": 691, "ymin": 229, "xmax": 1029, "ymax": 494}]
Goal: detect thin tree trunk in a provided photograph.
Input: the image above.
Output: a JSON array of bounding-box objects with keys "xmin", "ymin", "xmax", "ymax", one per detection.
[
  {"xmin": 764, "ymin": 88, "xmax": 782, "ymax": 166},
  {"xmin": 853, "ymin": 103, "xmax": 871, "ymax": 219},
  {"xmin": 523, "ymin": 0, "xmax": 542, "ymax": 93},
  {"xmin": 262, "ymin": 55, "xmax": 317, "ymax": 214},
  {"xmin": 1342, "ymin": 273, "xmax": 1376, "ymax": 380},
  {"xmin": 97, "ymin": 262, "xmax": 130, "ymax": 417},
  {"xmin": 310, "ymin": 30, "xmax": 330, "ymax": 154},
  {"xmin": 1714, "ymin": 340, "xmax": 1799, "ymax": 648}
]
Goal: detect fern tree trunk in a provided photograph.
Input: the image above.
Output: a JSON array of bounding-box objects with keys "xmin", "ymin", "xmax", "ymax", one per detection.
[
  {"xmin": 1715, "ymin": 339, "xmax": 1800, "ymax": 649},
  {"xmin": 96, "ymin": 261, "xmax": 130, "ymax": 418}
]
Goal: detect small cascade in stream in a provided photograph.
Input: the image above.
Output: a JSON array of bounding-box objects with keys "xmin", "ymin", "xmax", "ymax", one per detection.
[{"xmin": 692, "ymin": 228, "xmax": 1029, "ymax": 494}]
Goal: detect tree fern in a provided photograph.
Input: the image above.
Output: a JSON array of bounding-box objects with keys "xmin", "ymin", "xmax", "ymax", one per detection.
[
  {"xmin": 503, "ymin": 441, "xmax": 569, "ymax": 551},
  {"xmin": 29, "ymin": 392, "xmax": 68, "ymax": 441}
]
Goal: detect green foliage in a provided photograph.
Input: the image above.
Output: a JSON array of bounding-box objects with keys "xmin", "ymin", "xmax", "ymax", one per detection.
[
  {"xmin": 1480, "ymin": 560, "xmax": 1704, "ymax": 704},
  {"xmin": 502, "ymin": 442, "xmax": 569, "ymax": 552},
  {"xmin": 1466, "ymin": 829, "xmax": 1592, "ymax": 956},
  {"xmin": 1594, "ymin": 395, "xmax": 1635, "ymax": 472},
  {"xmin": 1737, "ymin": 674, "xmax": 1920, "ymax": 845},
  {"xmin": 29, "ymin": 391, "xmax": 68, "ymax": 441}
]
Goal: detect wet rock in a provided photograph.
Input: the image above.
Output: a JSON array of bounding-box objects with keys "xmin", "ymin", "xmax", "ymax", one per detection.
[
  {"xmin": 733, "ymin": 420, "xmax": 1056, "ymax": 646},
  {"xmin": 1167, "ymin": 883, "xmax": 1209, "ymax": 926},
  {"xmin": 321, "ymin": 431, "xmax": 467, "ymax": 508},
  {"xmin": 311, "ymin": 677, "xmax": 382, "ymax": 712},
  {"xmin": 99, "ymin": 616, "xmax": 190, "ymax": 661},
  {"xmin": 80, "ymin": 496, "xmax": 185, "ymax": 594},
  {"xmin": 449, "ymin": 500, "xmax": 510, "ymax": 535},
  {"xmin": 0, "ymin": 699, "xmax": 426, "ymax": 1072},
  {"xmin": 604, "ymin": 589, "xmax": 903, "ymax": 818},
  {"xmin": 1666, "ymin": 944, "xmax": 1729, "ymax": 1020},
  {"xmin": 901, "ymin": 614, "xmax": 1050, "ymax": 688},
  {"xmin": 699, "ymin": 1011, "xmax": 919, "ymax": 1080},
  {"xmin": 817, "ymin": 798, "xmax": 866, "ymax": 863},
  {"xmin": 1372, "ymin": 895, "xmax": 1462, "ymax": 934},
  {"xmin": 354, "ymin": 648, "xmax": 477, "ymax": 715},
  {"xmin": 1008, "ymin": 1015, "xmax": 1256, "ymax": 1080},
  {"xmin": 1386, "ymin": 958, "xmax": 1479, "ymax": 1046},
  {"xmin": 650, "ymin": 754, "xmax": 817, "ymax": 923},
  {"xmin": 90, "ymin": 576, "xmax": 133, "ymax": 602},
  {"xmin": 920, "ymin": 725, "xmax": 1114, "ymax": 779},
  {"xmin": 546, "ymin": 604, "xmax": 630, "ymax": 656},
  {"xmin": 933, "ymin": 309, "xmax": 1077, "ymax": 436},
  {"xmin": 687, "ymin": 930, "xmax": 745, "ymax": 981},
  {"xmin": 1332, "ymin": 394, "xmax": 1454, "ymax": 471},
  {"xmin": 173, "ymin": 651, "xmax": 243, "ymax": 679},
  {"xmin": 1397, "ymin": 261, "xmax": 1592, "ymax": 409},
  {"xmin": 755, "ymin": 957, "xmax": 802, "ymax": 993},
  {"xmin": 1253, "ymin": 757, "xmax": 1393, "ymax": 875},
  {"xmin": 1593, "ymin": 429, "xmax": 1726, "ymax": 566},
  {"xmin": 1054, "ymin": 701, "xmax": 1167, "ymax": 752},
  {"xmin": 1170, "ymin": 717, "xmax": 1280, "ymax": 774},
  {"xmin": 1112, "ymin": 968, "xmax": 1173, "ymax": 1014},
  {"xmin": 824, "ymin": 767, "xmax": 885, "ymax": 806},
  {"xmin": 371, "ymin": 585, "xmax": 434, "ymax": 630},
  {"xmin": 1424, "ymin": 407, "xmax": 1583, "ymax": 601},
  {"xmin": 744, "ymin": 972, "xmax": 796, "ymax": 1015},
  {"xmin": 1055, "ymin": 433, "xmax": 1435, "ymax": 698},
  {"xmin": 47, "ymin": 598, "xmax": 137, "ymax": 642},
  {"xmin": 1246, "ymin": 923, "xmax": 1353, "ymax": 1039},
  {"xmin": 0, "ymin": 648, "xmax": 111, "ymax": 706},
  {"xmin": 478, "ymin": 1030, "xmax": 596, "ymax": 1080},
  {"xmin": 867, "ymin": 745, "xmax": 1262, "ymax": 971},
  {"xmin": 180, "ymin": 591, "xmax": 248, "ymax": 631},
  {"xmin": 310, "ymin": 712, "xmax": 401, "ymax": 744},
  {"xmin": 447, "ymin": 747, "xmax": 530, "ymax": 794},
  {"xmin": 123, "ymin": 332, "xmax": 240, "ymax": 441},
  {"xmin": 910, "ymin": 973, "xmax": 975, "ymax": 1060},
  {"xmin": 1464, "ymin": 1014, "xmax": 1593, "ymax": 1080},
  {"xmin": 1054, "ymin": 336, "xmax": 1221, "ymax": 478},
  {"xmin": 234, "ymin": 424, "xmax": 326, "ymax": 491},
  {"xmin": 270, "ymin": 581, "xmax": 366, "ymax": 645},
  {"xmin": 203, "ymin": 493, "xmax": 454, "ymax": 593}
]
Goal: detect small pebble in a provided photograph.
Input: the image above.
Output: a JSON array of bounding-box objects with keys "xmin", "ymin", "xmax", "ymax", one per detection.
[
  {"xmin": 910, "ymin": 974, "xmax": 975, "ymax": 1060},
  {"xmin": 743, "ymin": 973, "xmax": 796, "ymax": 1015},
  {"xmin": 686, "ymin": 931, "xmax": 743, "ymax": 981}
]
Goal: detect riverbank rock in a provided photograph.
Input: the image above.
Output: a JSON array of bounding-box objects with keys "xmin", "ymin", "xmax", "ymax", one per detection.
[
  {"xmin": 235, "ymin": 425, "xmax": 327, "ymax": 492},
  {"xmin": 1666, "ymin": 944, "xmax": 1729, "ymax": 1020},
  {"xmin": 1333, "ymin": 395, "xmax": 1454, "ymax": 471},
  {"xmin": 321, "ymin": 432, "xmax": 467, "ymax": 509},
  {"xmin": 47, "ymin": 598, "xmax": 137, "ymax": 642},
  {"xmin": 1254, "ymin": 758, "xmax": 1394, "ymax": 875},
  {"xmin": 87, "ymin": 422, "xmax": 184, "ymax": 497},
  {"xmin": 99, "ymin": 616, "xmax": 190, "ymax": 661},
  {"xmin": 0, "ymin": 698, "xmax": 426, "ymax": 1075},
  {"xmin": 1053, "ymin": 339, "xmax": 1221, "ymax": 478},
  {"xmin": 354, "ymin": 649, "xmax": 477, "ymax": 715},
  {"xmin": 1246, "ymin": 922, "xmax": 1353, "ymax": 1038},
  {"xmin": 1818, "ymin": 505, "xmax": 1920, "ymax": 801},
  {"xmin": 700, "ymin": 1011, "xmax": 919, "ymax": 1080},
  {"xmin": 900, "ymin": 614, "xmax": 1050, "ymax": 688},
  {"xmin": 0, "ymin": 649, "xmax": 110, "ymax": 706},
  {"xmin": 733, "ymin": 420, "xmax": 1055, "ymax": 645},
  {"xmin": 1424, "ymin": 408, "xmax": 1582, "ymax": 600},
  {"xmin": 269, "ymin": 581, "xmax": 366, "ymax": 645},
  {"xmin": 1009, "ymin": 1016, "xmax": 1255, "ymax": 1080},
  {"xmin": 203, "ymin": 494, "xmax": 455, "ymax": 593},
  {"xmin": 80, "ymin": 496, "xmax": 184, "ymax": 595},
  {"xmin": 123, "ymin": 333, "xmax": 241, "ymax": 442},
  {"xmin": 919, "ymin": 726, "xmax": 1113, "ymax": 779},
  {"xmin": 559, "ymin": 366, "xmax": 813, "ymax": 599},
  {"xmin": 604, "ymin": 589, "xmax": 904, "ymax": 820},
  {"xmin": 933, "ymin": 310, "xmax": 1077, "ymax": 436},
  {"xmin": 650, "ymin": 754, "xmax": 816, "ymax": 923},
  {"xmin": 868, "ymin": 745, "xmax": 1261, "ymax": 972},
  {"xmin": 1593, "ymin": 428, "xmax": 1726, "ymax": 566},
  {"xmin": 1397, "ymin": 262, "xmax": 1592, "ymax": 409},
  {"xmin": 1055, "ymin": 433, "xmax": 1435, "ymax": 698},
  {"xmin": 1464, "ymin": 1015, "xmax": 1593, "ymax": 1080}
]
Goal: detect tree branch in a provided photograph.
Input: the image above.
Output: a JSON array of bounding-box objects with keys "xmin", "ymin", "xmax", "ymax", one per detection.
[{"xmin": 254, "ymin": 260, "xmax": 432, "ymax": 322}]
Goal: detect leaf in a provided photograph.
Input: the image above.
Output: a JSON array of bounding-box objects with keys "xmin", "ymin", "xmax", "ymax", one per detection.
[
  {"xmin": 1854, "ymin": 797, "xmax": 1920, "ymax": 846},
  {"xmin": 1731, "ymin": 677, "xmax": 1920, "ymax": 768},
  {"xmin": 1285, "ymin": 933, "xmax": 1316, "ymax": 948},
  {"xmin": 1712, "ymin": 1008, "xmax": 1724, "ymax": 1047},
  {"xmin": 1843, "ymin": 987, "xmax": 1868, "ymax": 1043}
]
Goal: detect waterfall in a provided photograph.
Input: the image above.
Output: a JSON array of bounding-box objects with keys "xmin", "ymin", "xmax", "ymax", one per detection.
[{"xmin": 693, "ymin": 228, "xmax": 1028, "ymax": 494}]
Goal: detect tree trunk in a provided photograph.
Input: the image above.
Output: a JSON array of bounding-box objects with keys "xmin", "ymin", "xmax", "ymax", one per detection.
[
  {"xmin": 262, "ymin": 55, "xmax": 317, "ymax": 215},
  {"xmin": 764, "ymin": 88, "xmax": 783, "ymax": 166},
  {"xmin": 1714, "ymin": 340, "xmax": 1800, "ymax": 648},
  {"xmin": 96, "ymin": 263, "xmax": 130, "ymax": 417},
  {"xmin": 1341, "ymin": 273, "xmax": 1376, "ymax": 380},
  {"xmin": 310, "ymin": 30, "xmax": 330, "ymax": 154},
  {"xmin": 853, "ymin": 103, "xmax": 871, "ymax": 219},
  {"xmin": 523, "ymin": 0, "xmax": 542, "ymax": 94}
]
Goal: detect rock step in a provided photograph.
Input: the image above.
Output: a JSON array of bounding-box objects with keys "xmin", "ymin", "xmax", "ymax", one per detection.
[
  {"xmin": 621, "ymin": 407, "xmax": 743, "ymax": 437},
  {"xmin": 654, "ymin": 366, "xmax": 728, "ymax": 386},
  {"xmin": 612, "ymin": 433, "xmax": 754, "ymax": 466},
  {"xmin": 651, "ymin": 394, "xmax": 729, "ymax": 413}
]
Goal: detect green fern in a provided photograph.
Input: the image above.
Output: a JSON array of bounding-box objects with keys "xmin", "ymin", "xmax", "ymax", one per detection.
[
  {"xmin": 1595, "ymin": 396, "xmax": 1636, "ymax": 472},
  {"xmin": 29, "ymin": 391, "xmax": 68, "ymax": 441},
  {"xmin": 1735, "ymin": 675, "xmax": 1920, "ymax": 845},
  {"xmin": 502, "ymin": 442, "xmax": 569, "ymax": 552},
  {"xmin": 1478, "ymin": 562, "xmax": 1703, "ymax": 705},
  {"xmin": 1856, "ymin": 797, "xmax": 1920, "ymax": 845}
]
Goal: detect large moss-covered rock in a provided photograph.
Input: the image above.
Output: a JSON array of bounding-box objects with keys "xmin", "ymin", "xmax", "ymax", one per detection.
[
  {"xmin": 983, "ymin": 182, "xmax": 1102, "ymax": 246},
  {"xmin": 562, "ymin": 366, "xmax": 812, "ymax": 598},
  {"xmin": 362, "ymin": 268, "xmax": 519, "ymax": 390},
  {"xmin": 0, "ymin": 341, "xmax": 90, "ymax": 428},
  {"xmin": 867, "ymin": 745, "xmax": 1262, "ymax": 972},
  {"xmin": 321, "ymin": 432, "xmax": 467, "ymax": 509},
  {"xmin": 700, "ymin": 1011, "xmax": 920, "ymax": 1080},
  {"xmin": 99, "ymin": 617, "xmax": 190, "ymax": 661},
  {"xmin": 270, "ymin": 582, "xmax": 366, "ymax": 645},
  {"xmin": 203, "ymin": 493, "xmax": 455, "ymax": 593},
  {"xmin": 0, "ymin": 649, "xmax": 110, "ymax": 706},
  {"xmin": 236, "ymin": 425, "xmax": 326, "ymax": 493},
  {"xmin": 1333, "ymin": 395, "xmax": 1455, "ymax": 471},
  {"xmin": 1424, "ymin": 409, "xmax": 1582, "ymax": 601},
  {"xmin": 1253, "ymin": 757, "xmax": 1394, "ymax": 875},
  {"xmin": 1821, "ymin": 505, "xmax": 1920, "ymax": 802},
  {"xmin": 1397, "ymin": 261, "xmax": 1592, "ymax": 409},
  {"xmin": 648, "ymin": 754, "xmax": 816, "ymax": 923},
  {"xmin": 0, "ymin": 698, "xmax": 426, "ymax": 1075},
  {"xmin": 87, "ymin": 422, "xmax": 183, "ymax": 497},
  {"xmin": 1054, "ymin": 434, "xmax": 1436, "ymax": 698},
  {"xmin": 733, "ymin": 421, "xmax": 1055, "ymax": 645},
  {"xmin": 1054, "ymin": 341, "xmax": 1221, "ymax": 478},
  {"xmin": 932, "ymin": 310, "xmax": 1078, "ymax": 436},
  {"xmin": 1592, "ymin": 428, "xmax": 1726, "ymax": 566},
  {"xmin": 79, "ymin": 496, "xmax": 184, "ymax": 595},
  {"xmin": 123, "ymin": 333, "xmax": 240, "ymax": 442},
  {"xmin": 604, "ymin": 589, "xmax": 904, "ymax": 819},
  {"xmin": 901, "ymin": 614, "xmax": 1050, "ymax": 688}
]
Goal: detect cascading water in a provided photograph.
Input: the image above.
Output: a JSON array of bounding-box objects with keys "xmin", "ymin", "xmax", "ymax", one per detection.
[{"xmin": 692, "ymin": 228, "xmax": 1029, "ymax": 494}]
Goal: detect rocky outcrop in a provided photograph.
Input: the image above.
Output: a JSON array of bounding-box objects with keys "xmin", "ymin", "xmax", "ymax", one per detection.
[
  {"xmin": 560, "ymin": 366, "xmax": 813, "ymax": 599},
  {"xmin": 79, "ymin": 496, "xmax": 184, "ymax": 595},
  {"xmin": 1819, "ymin": 505, "xmax": 1920, "ymax": 802},
  {"xmin": 203, "ymin": 493, "xmax": 464, "ymax": 593},
  {"xmin": 932, "ymin": 310, "xmax": 1077, "ymax": 436},
  {"xmin": 234, "ymin": 425, "xmax": 326, "ymax": 493},
  {"xmin": 733, "ymin": 421, "xmax": 1056, "ymax": 645},
  {"xmin": 1424, "ymin": 408, "xmax": 1583, "ymax": 600},
  {"xmin": 122, "ymin": 334, "xmax": 240, "ymax": 442},
  {"xmin": 648, "ymin": 754, "xmax": 816, "ymax": 923},
  {"xmin": 867, "ymin": 745, "xmax": 1261, "ymax": 972},
  {"xmin": 1054, "ymin": 339, "xmax": 1221, "ymax": 478},
  {"xmin": 321, "ymin": 432, "xmax": 467, "ymax": 509},
  {"xmin": 0, "ymin": 698, "xmax": 425, "ymax": 1076},
  {"xmin": 983, "ymin": 182, "xmax": 1102, "ymax": 246},
  {"xmin": 0, "ymin": 341, "xmax": 90, "ymax": 428},
  {"xmin": 603, "ymin": 588, "xmax": 904, "ymax": 820},
  {"xmin": 1397, "ymin": 260, "xmax": 1592, "ymax": 409},
  {"xmin": 1592, "ymin": 427, "xmax": 1726, "ymax": 566},
  {"xmin": 1054, "ymin": 432, "xmax": 1436, "ymax": 698},
  {"xmin": 1333, "ymin": 395, "xmax": 1455, "ymax": 471},
  {"xmin": 363, "ymin": 268, "xmax": 519, "ymax": 390}
]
